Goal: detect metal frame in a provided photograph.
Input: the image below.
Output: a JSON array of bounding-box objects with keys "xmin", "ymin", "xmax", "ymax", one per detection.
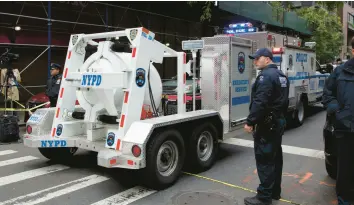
[{"xmin": 23, "ymin": 27, "xmax": 193, "ymax": 169}]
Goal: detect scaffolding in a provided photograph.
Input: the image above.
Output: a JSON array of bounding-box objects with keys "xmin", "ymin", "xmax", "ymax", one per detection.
[{"xmin": 0, "ymin": 1, "xmax": 218, "ymax": 118}]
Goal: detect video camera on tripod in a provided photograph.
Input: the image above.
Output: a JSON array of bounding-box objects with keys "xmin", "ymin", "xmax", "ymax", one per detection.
[{"xmin": 0, "ymin": 48, "xmax": 20, "ymax": 114}]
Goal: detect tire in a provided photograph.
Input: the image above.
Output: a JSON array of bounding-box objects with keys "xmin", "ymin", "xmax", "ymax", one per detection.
[
  {"xmin": 293, "ymin": 99, "xmax": 306, "ymax": 126},
  {"xmin": 185, "ymin": 123, "xmax": 219, "ymax": 172},
  {"xmin": 144, "ymin": 129, "xmax": 185, "ymax": 190},
  {"xmin": 38, "ymin": 147, "xmax": 78, "ymax": 161},
  {"xmin": 325, "ymin": 157, "xmax": 337, "ymax": 180}
]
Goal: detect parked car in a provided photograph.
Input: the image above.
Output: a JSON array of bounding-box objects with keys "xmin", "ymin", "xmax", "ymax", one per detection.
[
  {"xmin": 323, "ymin": 113, "xmax": 337, "ymax": 179},
  {"xmin": 162, "ymin": 74, "xmax": 200, "ymax": 95}
]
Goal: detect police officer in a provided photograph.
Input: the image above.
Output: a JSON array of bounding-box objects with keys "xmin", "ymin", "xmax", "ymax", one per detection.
[
  {"xmin": 45, "ymin": 63, "xmax": 62, "ymax": 107},
  {"xmin": 323, "ymin": 37, "xmax": 354, "ymax": 205},
  {"xmin": 244, "ymin": 48, "xmax": 289, "ymax": 205}
]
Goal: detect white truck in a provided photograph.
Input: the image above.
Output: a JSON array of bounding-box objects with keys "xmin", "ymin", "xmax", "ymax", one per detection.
[
  {"xmin": 23, "ymin": 27, "xmax": 273, "ymax": 190},
  {"xmin": 269, "ymin": 45, "xmax": 329, "ymax": 126}
]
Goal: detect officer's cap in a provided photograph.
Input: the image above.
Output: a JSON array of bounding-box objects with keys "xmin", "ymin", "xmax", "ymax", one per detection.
[
  {"xmin": 249, "ymin": 48, "xmax": 273, "ymax": 60},
  {"xmin": 50, "ymin": 63, "xmax": 62, "ymax": 70}
]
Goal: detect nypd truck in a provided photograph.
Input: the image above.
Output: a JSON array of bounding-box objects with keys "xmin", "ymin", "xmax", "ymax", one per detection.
[{"xmin": 270, "ymin": 44, "xmax": 329, "ymax": 126}]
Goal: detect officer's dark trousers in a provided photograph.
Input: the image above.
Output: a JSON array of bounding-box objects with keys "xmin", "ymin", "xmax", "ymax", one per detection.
[
  {"xmin": 253, "ymin": 121, "xmax": 284, "ymax": 201},
  {"xmin": 49, "ymin": 97, "xmax": 58, "ymax": 107},
  {"xmin": 336, "ymin": 132, "xmax": 354, "ymax": 203}
]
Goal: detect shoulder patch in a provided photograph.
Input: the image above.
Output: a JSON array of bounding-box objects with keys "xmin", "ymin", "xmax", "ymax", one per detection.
[
  {"xmin": 259, "ymin": 76, "xmax": 264, "ymax": 82},
  {"xmin": 279, "ymin": 77, "xmax": 287, "ymax": 87},
  {"xmin": 56, "ymin": 79, "xmax": 61, "ymax": 84}
]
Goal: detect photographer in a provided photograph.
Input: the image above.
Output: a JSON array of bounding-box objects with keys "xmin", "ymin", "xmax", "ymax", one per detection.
[{"xmin": 45, "ymin": 63, "xmax": 62, "ymax": 107}]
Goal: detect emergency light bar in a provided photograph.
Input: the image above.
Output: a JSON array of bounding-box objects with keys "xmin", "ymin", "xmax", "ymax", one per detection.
[{"xmin": 272, "ymin": 47, "xmax": 284, "ymax": 54}]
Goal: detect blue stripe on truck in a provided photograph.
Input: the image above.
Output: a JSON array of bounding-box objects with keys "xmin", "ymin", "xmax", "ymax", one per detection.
[{"xmin": 232, "ymin": 96, "xmax": 250, "ymax": 106}]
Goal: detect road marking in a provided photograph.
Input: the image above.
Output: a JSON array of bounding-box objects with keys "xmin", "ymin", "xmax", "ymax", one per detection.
[
  {"xmin": 0, "ymin": 164, "xmax": 69, "ymax": 187},
  {"xmin": 299, "ymin": 172, "xmax": 313, "ymax": 184},
  {"xmin": 91, "ymin": 186, "xmax": 156, "ymax": 205},
  {"xmin": 0, "ymin": 150, "xmax": 17, "ymax": 156},
  {"xmin": 0, "ymin": 156, "xmax": 39, "ymax": 167},
  {"xmin": 223, "ymin": 138, "xmax": 325, "ymax": 159},
  {"xmin": 0, "ymin": 175, "xmax": 109, "ymax": 205}
]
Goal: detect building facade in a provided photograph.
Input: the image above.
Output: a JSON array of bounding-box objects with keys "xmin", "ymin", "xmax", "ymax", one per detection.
[{"xmin": 340, "ymin": 2, "xmax": 354, "ymax": 59}]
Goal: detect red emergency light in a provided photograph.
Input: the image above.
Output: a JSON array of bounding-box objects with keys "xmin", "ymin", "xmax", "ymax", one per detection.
[{"xmin": 272, "ymin": 47, "xmax": 284, "ymax": 54}]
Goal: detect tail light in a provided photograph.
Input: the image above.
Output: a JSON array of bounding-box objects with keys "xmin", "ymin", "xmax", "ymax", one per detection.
[
  {"xmin": 132, "ymin": 145, "xmax": 141, "ymax": 157},
  {"xmin": 26, "ymin": 125, "xmax": 32, "ymax": 134}
]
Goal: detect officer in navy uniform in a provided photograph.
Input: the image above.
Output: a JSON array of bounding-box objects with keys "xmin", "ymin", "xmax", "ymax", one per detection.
[
  {"xmin": 244, "ymin": 48, "xmax": 289, "ymax": 205},
  {"xmin": 323, "ymin": 37, "xmax": 354, "ymax": 205},
  {"xmin": 45, "ymin": 63, "xmax": 62, "ymax": 107}
]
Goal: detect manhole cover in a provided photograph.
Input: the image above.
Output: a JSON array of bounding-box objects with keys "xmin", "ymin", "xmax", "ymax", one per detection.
[{"xmin": 172, "ymin": 191, "xmax": 236, "ymax": 205}]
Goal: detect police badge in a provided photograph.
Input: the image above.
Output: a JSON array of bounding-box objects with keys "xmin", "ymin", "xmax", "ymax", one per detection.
[
  {"xmin": 130, "ymin": 29, "xmax": 138, "ymax": 41},
  {"xmin": 238, "ymin": 52, "xmax": 245, "ymax": 74}
]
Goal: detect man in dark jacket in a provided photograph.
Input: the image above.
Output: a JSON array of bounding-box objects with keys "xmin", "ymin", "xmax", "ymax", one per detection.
[
  {"xmin": 244, "ymin": 48, "xmax": 289, "ymax": 205},
  {"xmin": 45, "ymin": 63, "xmax": 62, "ymax": 107},
  {"xmin": 323, "ymin": 38, "xmax": 354, "ymax": 205}
]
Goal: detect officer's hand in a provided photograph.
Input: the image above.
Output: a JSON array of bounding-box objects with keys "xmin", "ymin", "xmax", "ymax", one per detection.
[{"xmin": 244, "ymin": 124, "xmax": 253, "ymax": 133}]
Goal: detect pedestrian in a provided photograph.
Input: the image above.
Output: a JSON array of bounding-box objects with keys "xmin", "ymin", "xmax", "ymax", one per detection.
[
  {"xmin": 45, "ymin": 63, "xmax": 62, "ymax": 107},
  {"xmin": 244, "ymin": 48, "xmax": 289, "ymax": 205},
  {"xmin": 322, "ymin": 37, "xmax": 354, "ymax": 205}
]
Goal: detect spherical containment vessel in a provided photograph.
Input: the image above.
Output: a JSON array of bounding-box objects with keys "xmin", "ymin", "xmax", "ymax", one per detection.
[{"xmin": 76, "ymin": 47, "xmax": 162, "ymax": 118}]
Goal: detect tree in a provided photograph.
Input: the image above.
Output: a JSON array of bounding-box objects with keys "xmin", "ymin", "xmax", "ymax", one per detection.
[
  {"xmin": 294, "ymin": 6, "xmax": 343, "ymax": 63},
  {"xmin": 269, "ymin": 2, "xmax": 343, "ymax": 63},
  {"xmin": 187, "ymin": 1, "xmax": 213, "ymax": 22}
]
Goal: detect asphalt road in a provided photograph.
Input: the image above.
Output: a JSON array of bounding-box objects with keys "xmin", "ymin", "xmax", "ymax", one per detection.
[{"xmin": 0, "ymin": 105, "xmax": 336, "ymax": 205}]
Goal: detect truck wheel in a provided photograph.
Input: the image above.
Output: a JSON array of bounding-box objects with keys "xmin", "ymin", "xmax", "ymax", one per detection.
[
  {"xmin": 325, "ymin": 157, "xmax": 337, "ymax": 179},
  {"xmin": 293, "ymin": 100, "xmax": 305, "ymax": 126},
  {"xmin": 144, "ymin": 129, "xmax": 185, "ymax": 190},
  {"xmin": 38, "ymin": 147, "xmax": 78, "ymax": 161},
  {"xmin": 185, "ymin": 123, "xmax": 219, "ymax": 172}
]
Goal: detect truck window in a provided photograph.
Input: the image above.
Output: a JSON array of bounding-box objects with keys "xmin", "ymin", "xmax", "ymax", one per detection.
[
  {"xmin": 311, "ymin": 57, "xmax": 314, "ymax": 71},
  {"xmin": 288, "ymin": 54, "xmax": 293, "ymax": 70}
]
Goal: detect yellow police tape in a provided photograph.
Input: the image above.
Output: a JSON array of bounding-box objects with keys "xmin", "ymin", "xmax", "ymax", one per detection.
[
  {"xmin": 183, "ymin": 172, "xmax": 302, "ymax": 205},
  {"xmin": 0, "ymin": 102, "xmax": 50, "ymax": 112}
]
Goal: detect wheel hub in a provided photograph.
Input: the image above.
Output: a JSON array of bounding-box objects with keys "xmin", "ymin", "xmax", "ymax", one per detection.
[
  {"xmin": 157, "ymin": 141, "xmax": 179, "ymax": 177},
  {"xmin": 197, "ymin": 131, "xmax": 213, "ymax": 162}
]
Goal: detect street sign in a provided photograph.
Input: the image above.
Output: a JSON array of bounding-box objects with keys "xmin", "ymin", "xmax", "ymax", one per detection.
[{"xmin": 182, "ymin": 40, "xmax": 204, "ymax": 51}]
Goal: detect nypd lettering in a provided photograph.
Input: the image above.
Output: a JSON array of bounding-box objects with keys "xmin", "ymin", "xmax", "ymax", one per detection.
[
  {"xmin": 41, "ymin": 140, "xmax": 67, "ymax": 147},
  {"xmin": 81, "ymin": 74, "xmax": 102, "ymax": 86},
  {"xmin": 296, "ymin": 53, "xmax": 307, "ymax": 62}
]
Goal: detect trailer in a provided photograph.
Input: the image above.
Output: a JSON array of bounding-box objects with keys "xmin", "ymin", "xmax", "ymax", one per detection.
[
  {"xmin": 270, "ymin": 45, "xmax": 330, "ymax": 126},
  {"xmin": 23, "ymin": 28, "xmax": 256, "ymax": 189}
]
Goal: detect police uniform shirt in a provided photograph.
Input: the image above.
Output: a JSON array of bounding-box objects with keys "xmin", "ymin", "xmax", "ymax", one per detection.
[
  {"xmin": 46, "ymin": 73, "xmax": 62, "ymax": 98},
  {"xmin": 246, "ymin": 64, "xmax": 289, "ymax": 126}
]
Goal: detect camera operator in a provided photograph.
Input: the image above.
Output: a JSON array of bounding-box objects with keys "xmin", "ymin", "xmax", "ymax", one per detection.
[{"xmin": 46, "ymin": 63, "xmax": 62, "ymax": 107}]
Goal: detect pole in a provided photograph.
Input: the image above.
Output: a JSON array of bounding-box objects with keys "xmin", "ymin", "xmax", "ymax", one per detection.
[
  {"xmin": 192, "ymin": 51, "xmax": 197, "ymax": 111},
  {"xmin": 47, "ymin": 1, "xmax": 52, "ymax": 78}
]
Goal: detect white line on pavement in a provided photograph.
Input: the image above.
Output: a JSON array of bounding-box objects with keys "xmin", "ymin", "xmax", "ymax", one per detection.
[
  {"xmin": 0, "ymin": 164, "xmax": 70, "ymax": 187},
  {"xmin": 223, "ymin": 138, "xmax": 325, "ymax": 159},
  {"xmin": 0, "ymin": 175, "xmax": 109, "ymax": 205},
  {"xmin": 0, "ymin": 150, "xmax": 17, "ymax": 156},
  {"xmin": 91, "ymin": 186, "xmax": 157, "ymax": 205},
  {"xmin": 0, "ymin": 156, "xmax": 39, "ymax": 167}
]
